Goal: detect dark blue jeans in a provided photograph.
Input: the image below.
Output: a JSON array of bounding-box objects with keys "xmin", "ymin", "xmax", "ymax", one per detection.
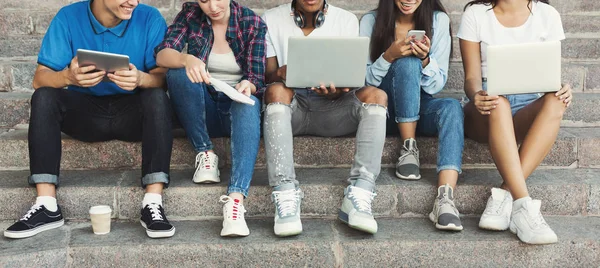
[
  {"xmin": 29, "ymin": 87, "xmax": 173, "ymax": 187},
  {"xmin": 166, "ymin": 68, "xmax": 260, "ymax": 197},
  {"xmin": 379, "ymin": 57, "xmax": 464, "ymax": 174}
]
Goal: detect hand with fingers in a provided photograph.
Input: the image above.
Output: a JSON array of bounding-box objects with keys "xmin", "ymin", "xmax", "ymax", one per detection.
[
  {"xmin": 411, "ymin": 35, "xmax": 431, "ymax": 60},
  {"xmin": 66, "ymin": 57, "xmax": 106, "ymax": 87},
  {"xmin": 235, "ymin": 80, "xmax": 256, "ymax": 97},
  {"xmin": 473, "ymin": 90, "xmax": 500, "ymax": 115},
  {"xmin": 310, "ymin": 83, "xmax": 351, "ymax": 100},
  {"xmin": 555, "ymin": 84, "xmax": 573, "ymax": 108},
  {"xmin": 184, "ymin": 54, "xmax": 211, "ymax": 85},
  {"xmin": 107, "ymin": 63, "xmax": 142, "ymax": 91},
  {"xmin": 383, "ymin": 36, "xmax": 413, "ymax": 63}
]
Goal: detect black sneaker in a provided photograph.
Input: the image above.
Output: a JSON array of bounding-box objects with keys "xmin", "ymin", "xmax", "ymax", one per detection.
[
  {"xmin": 4, "ymin": 204, "xmax": 64, "ymax": 239},
  {"xmin": 140, "ymin": 203, "xmax": 175, "ymax": 238}
]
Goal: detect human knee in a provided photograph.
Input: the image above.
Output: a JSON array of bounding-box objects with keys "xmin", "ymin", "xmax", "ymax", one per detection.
[
  {"xmin": 31, "ymin": 87, "xmax": 60, "ymax": 113},
  {"xmin": 541, "ymin": 93, "xmax": 566, "ymax": 119},
  {"xmin": 264, "ymin": 83, "xmax": 293, "ymax": 104},
  {"xmin": 390, "ymin": 56, "xmax": 421, "ymax": 72},
  {"xmin": 356, "ymin": 86, "xmax": 388, "ymax": 107},
  {"xmin": 141, "ymin": 88, "xmax": 171, "ymax": 117},
  {"xmin": 231, "ymin": 95, "xmax": 261, "ymax": 116}
]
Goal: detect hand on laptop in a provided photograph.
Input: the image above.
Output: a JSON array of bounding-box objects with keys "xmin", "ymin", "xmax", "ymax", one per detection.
[
  {"xmin": 383, "ymin": 37, "xmax": 413, "ymax": 63},
  {"xmin": 276, "ymin": 65, "xmax": 287, "ymax": 81},
  {"xmin": 555, "ymin": 84, "xmax": 573, "ymax": 108},
  {"xmin": 310, "ymin": 83, "xmax": 350, "ymax": 99},
  {"xmin": 65, "ymin": 56, "xmax": 105, "ymax": 87},
  {"xmin": 473, "ymin": 90, "xmax": 500, "ymax": 115},
  {"xmin": 183, "ymin": 54, "xmax": 211, "ymax": 85},
  {"xmin": 108, "ymin": 64, "xmax": 141, "ymax": 91},
  {"xmin": 235, "ymin": 80, "xmax": 256, "ymax": 97}
]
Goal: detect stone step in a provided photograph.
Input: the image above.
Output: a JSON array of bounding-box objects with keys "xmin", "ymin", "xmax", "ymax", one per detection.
[
  {"xmin": 1, "ymin": 168, "xmax": 598, "ymax": 221},
  {"xmin": 1, "ymin": 216, "xmax": 599, "ymax": 267},
  {"xmin": 0, "ymin": 90, "xmax": 598, "ymax": 127},
  {"xmin": 0, "ymin": 125, "xmax": 594, "ymax": 170}
]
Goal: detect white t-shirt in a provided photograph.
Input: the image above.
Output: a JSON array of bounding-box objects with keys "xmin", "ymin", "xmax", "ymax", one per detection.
[
  {"xmin": 457, "ymin": 1, "xmax": 565, "ymax": 78},
  {"xmin": 262, "ymin": 3, "xmax": 359, "ymax": 67}
]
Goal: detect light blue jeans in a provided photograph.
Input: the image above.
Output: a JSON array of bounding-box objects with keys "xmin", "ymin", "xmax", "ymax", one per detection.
[
  {"xmin": 379, "ymin": 57, "xmax": 464, "ymax": 174},
  {"xmin": 167, "ymin": 68, "xmax": 261, "ymax": 197}
]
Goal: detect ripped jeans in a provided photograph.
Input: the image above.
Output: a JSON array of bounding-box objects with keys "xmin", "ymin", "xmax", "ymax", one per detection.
[{"xmin": 263, "ymin": 87, "xmax": 387, "ymax": 191}]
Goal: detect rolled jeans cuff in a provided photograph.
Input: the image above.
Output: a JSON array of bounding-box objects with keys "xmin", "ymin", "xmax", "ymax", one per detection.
[
  {"xmin": 142, "ymin": 172, "xmax": 170, "ymax": 188},
  {"xmin": 437, "ymin": 165, "xmax": 462, "ymax": 175},
  {"xmin": 227, "ymin": 187, "xmax": 249, "ymax": 198},
  {"xmin": 29, "ymin": 174, "xmax": 59, "ymax": 186},
  {"xmin": 395, "ymin": 115, "xmax": 420, "ymax": 123}
]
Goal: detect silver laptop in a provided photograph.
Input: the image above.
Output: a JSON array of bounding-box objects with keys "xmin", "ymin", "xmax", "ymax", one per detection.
[
  {"xmin": 487, "ymin": 41, "xmax": 561, "ymax": 95},
  {"xmin": 285, "ymin": 36, "xmax": 369, "ymax": 88}
]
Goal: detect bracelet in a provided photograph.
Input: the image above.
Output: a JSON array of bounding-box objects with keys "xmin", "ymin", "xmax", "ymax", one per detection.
[{"xmin": 420, "ymin": 53, "xmax": 430, "ymax": 61}]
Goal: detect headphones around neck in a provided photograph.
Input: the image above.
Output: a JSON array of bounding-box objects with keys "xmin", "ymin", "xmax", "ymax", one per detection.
[{"xmin": 290, "ymin": 0, "xmax": 328, "ymax": 29}]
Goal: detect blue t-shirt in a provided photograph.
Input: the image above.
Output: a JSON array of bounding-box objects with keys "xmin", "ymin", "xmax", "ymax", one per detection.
[{"xmin": 37, "ymin": 1, "xmax": 167, "ymax": 96}]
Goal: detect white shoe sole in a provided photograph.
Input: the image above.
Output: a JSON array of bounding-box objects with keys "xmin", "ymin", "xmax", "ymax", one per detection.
[
  {"xmin": 395, "ymin": 171, "xmax": 421, "ymax": 180},
  {"xmin": 339, "ymin": 210, "xmax": 377, "ymax": 234},
  {"xmin": 140, "ymin": 220, "xmax": 175, "ymax": 238},
  {"xmin": 479, "ymin": 218, "xmax": 510, "ymax": 231},
  {"xmin": 509, "ymin": 222, "xmax": 558, "ymax": 245},
  {"xmin": 274, "ymin": 222, "xmax": 303, "ymax": 237},
  {"xmin": 3, "ymin": 219, "xmax": 64, "ymax": 239},
  {"xmin": 193, "ymin": 170, "xmax": 220, "ymax": 184},
  {"xmin": 220, "ymin": 228, "xmax": 250, "ymax": 237},
  {"xmin": 429, "ymin": 212, "xmax": 463, "ymax": 231}
]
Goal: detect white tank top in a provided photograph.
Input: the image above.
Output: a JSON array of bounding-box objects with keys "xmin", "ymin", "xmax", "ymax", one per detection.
[{"xmin": 207, "ymin": 51, "xmax": 243, "ymax": 87}]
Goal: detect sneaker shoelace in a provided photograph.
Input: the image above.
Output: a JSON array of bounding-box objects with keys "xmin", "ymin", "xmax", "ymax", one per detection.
[
  {"xmin": 147, "ymin": 203, "xmax": 164, "ymax": 221},
  {"xmin": 20, "ymin": 204, "xmax": 42, "ymax": 221},
  {"xmin": 438, "ymin": 193, "xmax": 458, "ymax": 215},
  {"xmin": 484, "ymin": 195, "xmax": 506, "ymax": 215},
  {"xmin": 398, "ymin": 144, "xmax": 419, "ymax": 163},
  {"xmin": 273, "ymin": 189, "xmax": 300, "ymax": 217},
  {"xmin": 527, "ymin": 205, "xmax": 549, "ymax": 229},
  {"xmin": 196, "ymin": 152, "xmax": 216, "ymax": 170},
  {"xmin": 220, "ymin": 196, "xmax": 245, "ymax": 221},
  {"xmin": 348, "ymin": 187, "xmax": 376, "ymax": 214}
]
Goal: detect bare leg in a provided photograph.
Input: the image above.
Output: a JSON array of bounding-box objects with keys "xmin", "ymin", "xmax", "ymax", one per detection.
[
  {"xmin": 398, "ymin": 122, "xmax": 417, "ymax": 140},
  {"xmin": 438, "ymin": 170, "xmax": 458, "ymax": 189},
  {"xmin": 36, "ymin": 183, "xmax": 56, "ymax": 197},
  {"xmin": 145, "ymin": 183, "xmax": 164, "ymax": 195}
]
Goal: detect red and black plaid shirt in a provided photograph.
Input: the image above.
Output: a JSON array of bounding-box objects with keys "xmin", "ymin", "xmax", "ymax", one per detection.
[{"xmin": 155, "ymin": 1, "xmax": 267, "ymax": 95}]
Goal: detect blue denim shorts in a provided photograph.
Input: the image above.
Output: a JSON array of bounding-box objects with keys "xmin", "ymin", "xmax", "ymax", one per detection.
[{"xmin": 482, "ymin": 81, "xmax": 542, "ymax": 115}]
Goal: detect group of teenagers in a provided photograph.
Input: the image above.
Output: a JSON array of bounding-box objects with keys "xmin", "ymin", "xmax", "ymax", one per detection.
[{"xmin": 3, "ymin": 0, "xmax": 573, "ymax": 246}]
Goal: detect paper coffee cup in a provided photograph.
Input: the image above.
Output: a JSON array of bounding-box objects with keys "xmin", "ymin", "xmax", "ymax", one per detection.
[{"xmin": 89, "ymin": 205, "xmax": 112, "ymax": 235}]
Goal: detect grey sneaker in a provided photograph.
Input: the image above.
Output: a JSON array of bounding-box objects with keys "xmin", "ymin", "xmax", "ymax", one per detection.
[
  {"xmin": 429, "ymin": 184, "xmax": 463, "ymax": 231},
  {"xmin": 396, "ymin": 138, "xmax": 421, "ymax": 180},
  {"xmin": 339, "ymin": 184, "xmax": 378, "ymax": 234},
  {"xmin": 271, "ymin": 183, "xmax": 303, "ymax": 237}
]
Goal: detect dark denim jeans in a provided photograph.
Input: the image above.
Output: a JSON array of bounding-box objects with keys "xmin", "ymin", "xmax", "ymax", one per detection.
[
  {"xmin": 28, "ymin": 87, "xmax": 173, "ymax": 187},
  {"xmin": 166, "ymin": 68, "xmax": 261, "ymax": 197},
  {"xmin": 379, "ymin": 57, "xmax": 464, "ymax": 174}
]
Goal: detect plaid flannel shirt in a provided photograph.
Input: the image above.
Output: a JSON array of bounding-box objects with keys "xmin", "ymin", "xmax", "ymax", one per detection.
[{"xmin": 155, "ymin": 1, "xmax": 267, "ymax": 95}]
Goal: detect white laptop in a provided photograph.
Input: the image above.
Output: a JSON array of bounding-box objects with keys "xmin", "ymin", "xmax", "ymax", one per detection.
[
  {"xmin": 285, "ymin": 36, "xmax": 369, "ymax": 88},
  {"xmin": 487, "ymin": 41, "xmax": 561, "ymax": 95}
]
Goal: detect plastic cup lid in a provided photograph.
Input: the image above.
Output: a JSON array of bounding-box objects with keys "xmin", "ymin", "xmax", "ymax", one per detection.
[{"xmin": 89, "ymin": 205, "xmax": 112, "ymax": 214}]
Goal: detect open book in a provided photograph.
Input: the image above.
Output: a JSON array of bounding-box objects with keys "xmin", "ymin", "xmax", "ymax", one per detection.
[{"xmin": 209, "ymin": 77, "xmax": 256, "ymax": 106}]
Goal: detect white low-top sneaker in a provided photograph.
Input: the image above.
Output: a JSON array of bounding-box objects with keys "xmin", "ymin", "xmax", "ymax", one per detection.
[
  {"xmin": 510, "ymin": 198, "xmax": 558, "ymax": 244},
  {"xmin": 220, "ymin": 196, "xmax": 249, "ymax": 237},
  {"xmin": 479, "ymin": 187, "xmax": 513, "ymax": 231},
  {"xmin": 272, "ymin": 184, "xmax": 303, "ymax": 237},
  {"xmin": 193, "ymin": 151, "xmax": 220, "ymax": 183},
  {"xmin": 339, "ymin": 185, "xmax": 378, "ymax": 234}
]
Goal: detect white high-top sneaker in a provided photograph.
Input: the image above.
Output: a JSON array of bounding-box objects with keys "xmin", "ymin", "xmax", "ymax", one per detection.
[
  {"xmin": 339, "ymin": 185, "xmax": 378, "ymax": 234},
  {"xmin": 479, "ymin": 188, "xmax": 513, "ymax": 230},
  {"xmin": 510, "ymin": 197, "xmax": 558, "ymax": 244},
  {"xmin": 220, "ymin": 196, "xmax": 249, "ymax": 237},
  {"xmin": 193, "ymin": 151, "xmax": 220, "ymax": 183},
  {"xmin": 272, "ymin": 184, "xmax": 303, "ymax": 237}
]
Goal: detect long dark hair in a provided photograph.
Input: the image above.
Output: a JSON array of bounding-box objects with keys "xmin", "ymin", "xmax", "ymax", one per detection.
[
  {"xmin": 369, "ymin": 0, "xmax": 450, "ymax": 63},
  {"xmin": 464, "ymin": 0, "xmax": 550, "ymax": 10}
]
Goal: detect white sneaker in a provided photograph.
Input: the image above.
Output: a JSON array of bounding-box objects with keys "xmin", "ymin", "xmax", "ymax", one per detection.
[
  {"xmin": 339, "ymin": 185, "xmax": 378, "ymax": 234},
  {"xmin": 479, "ymin": 187, "xmax": 513, "ymax": 231},
  {"xmin": 193, "ymin": 151, "xmax": 220, "ymax": 183},
  {"xmin": 272, "ymin": 186, "xmax": 303, "ymax": 237},
  {"xmin": 510, "ymin": 198, "xmax": 558, "ymax": 244},
  {"xmin": 219, "ymin": 196, "xmax": 249, "ymax": 237}
]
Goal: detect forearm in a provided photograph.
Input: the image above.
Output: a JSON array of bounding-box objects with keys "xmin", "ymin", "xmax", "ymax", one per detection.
[
  {"xmin": 138, "ymin": 71, "xmax": 166, "ymax": 89},
  {"xmin": 32, "ymin": 69, "xmax": 69, "ymax": 90},
  {"xmin": 265, "ymin": 70, "xmax": 282, "ymax": 84},
  {"xmin": 464, "ymin": 78, "xmax": 483, "ymax": 101},
  {"xmin": 156, "ymin": 48, "xmax": 188, "ymax": 69}
]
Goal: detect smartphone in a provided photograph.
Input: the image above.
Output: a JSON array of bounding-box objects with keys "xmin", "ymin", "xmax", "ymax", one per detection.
[{"xmin": 407, "ymin": 30, "xmax": 426, "ymax": 42}]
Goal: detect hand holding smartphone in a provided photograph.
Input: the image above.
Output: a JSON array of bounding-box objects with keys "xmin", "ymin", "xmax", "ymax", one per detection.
[{"xmin": 407, "ymin": 30, "xmax": 426, "ymax": 43}]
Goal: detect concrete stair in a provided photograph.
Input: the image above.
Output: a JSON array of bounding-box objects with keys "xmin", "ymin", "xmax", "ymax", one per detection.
[
  {"xmin": 2, "ymin": 217, "xmax": 600, "ymax": 267},
  {"xmin": 1, "ymin": 0, "xmax": 599, "ymax": 267}
]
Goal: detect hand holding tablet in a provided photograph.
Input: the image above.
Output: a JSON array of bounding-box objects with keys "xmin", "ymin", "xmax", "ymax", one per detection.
[{"xmin": 210, "ymin": 77, "xmax": 256, "ymax": 106}]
